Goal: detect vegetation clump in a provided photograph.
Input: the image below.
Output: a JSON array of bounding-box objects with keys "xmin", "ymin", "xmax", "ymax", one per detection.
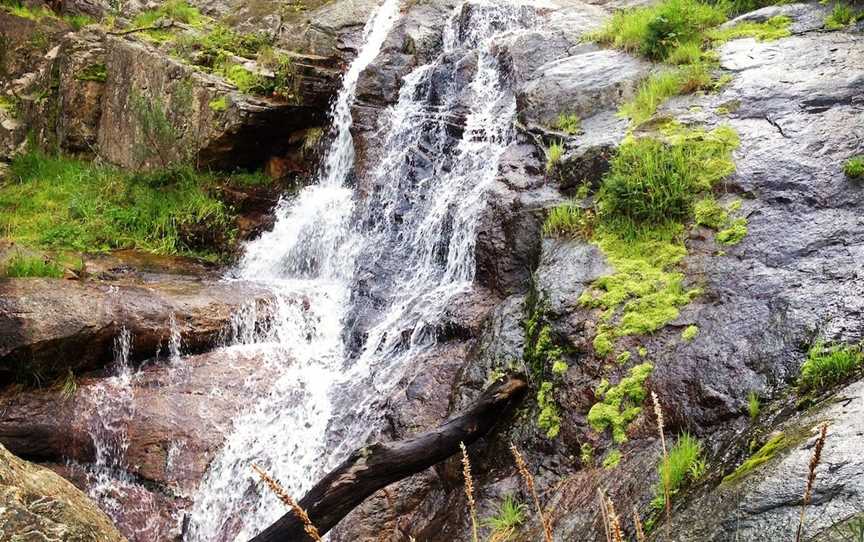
[
  {"xmin": 555, "ymin": 113, "xmax": 582, "ymax": 135},
  {"xmin": 681, "ymin": 325, "xmax": 698, "ymax": 342},
  {"xmin": 1, "ymin": 0, "xmax": 93, "ymax": 29},
  {"xmin": 2, "ymin": 253, "xmax": 63, "ymax": 278},
  {"xmin": 482, "ymin": 495, "xmax": 526, "ymax": 541},
  {"xmin": 707, "ymin": 15, "xmax": 792, "ymax": 43},
  {"xmin": 545, "ymin": 141, "xmax": 564, "ymax": 173},
  {"xmin": 587, "ymin": 363, "xmax": 654, "ymax": 443},
  {"xmin": 844, "ymin": 155, "xmax": 864, "ymax": 178},
  {"xmin": 825, "ymin": 2, "xmax": 861, "ymax": 30},
  {"xmin": 652, "ymin": 432, "xmax": 705, "ymax": 508},
  {"xmin": 523, "ymin": 298, "xmax": 568, "ymax": 438},
  {"xmin": 603, "ymin": 448, "xmax": 622, "ymax": 469},
  {"xmin": 715, "ymin": 217, "xmax": 747, "ymax": 245},
  {"xmin": 0, "ymin": 147, "xmax": 264, "ymax": 259},
  {"xmin": 747, "ymin": 390, "xmax": 760, "ymax": 420},
  {"xmin": 722, "ymin": 433, "xmax": 788, "ymax": 483},
  {"xmin": 799, "ymin": 341, "xmax": 863, "ymax": 392},
  {"xmin": 76, "ymin": 63, "xmax": 107, "ymax": 83},
  {"xmin": 209, "ymin": 95, "xmax": 228, "ymax": 112}
]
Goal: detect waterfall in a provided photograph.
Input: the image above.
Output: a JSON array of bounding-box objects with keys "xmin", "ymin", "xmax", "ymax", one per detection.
[{"xmin": 185, "ymin": 0, "xmax": 532, "ymax": 539}]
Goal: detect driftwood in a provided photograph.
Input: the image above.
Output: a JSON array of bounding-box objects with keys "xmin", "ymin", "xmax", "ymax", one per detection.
[{"xmin": 250, "ymin": 374, "xmax": 528, "ymax": 542}]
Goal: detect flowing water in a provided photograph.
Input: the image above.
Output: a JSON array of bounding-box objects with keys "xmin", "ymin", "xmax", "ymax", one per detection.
[
  {"xmin": 73, "ymin": 1, "xmax": 532, "ymax": 540},
  {"xmin": 183, "ymin": 1, "xmax": 533, "ymax": 539}
]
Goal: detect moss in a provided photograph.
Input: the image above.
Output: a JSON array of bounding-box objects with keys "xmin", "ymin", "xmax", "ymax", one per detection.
[
  {"xmin": 555, "ymin": 113, "xmax": 582, "ymax": 135},
  {"xmin": 722, "ymin": 434, "xmax": 788, "ymax": 483},
  {"xmin": 603, "ymin": 449, "xmax": 622, "ymax": 469},
  {"xmin": 76, "ymin": 63, "xmax": 107, "ymax": 83},
  {"xmin": 537, "ymin": 381, "xmax": 562, "ymax": 438},
  {"xmin": 716, "ymin": 217, "xmax": 747, "ymax": 245},
  {"xmin": 580, "ymin": 443, "xmax": 595, "ymax": 467},
  {"xmin": 707, "ymin": 15, "xmax": 792, "ymax": 43},
  {"xmin": 208, "ymin": 95, "xmax": 228, "ymax": 112},
  {"xmin": 844, "ymin": 155, "xmax": 864, "ymax": 178},
  {"xmin": 616, "ymin": 351, "xmax": 632, "ymax": 364},
  {"xmin": 593, "ymin": 330, "xmax": 614, "ymax": 357},
  {"xmin": 681, "ymin": 325, "xmax": 699, "ymax": 342},
  {"xmin": 694, "ymin": 196, "xmax": 728, "ymax": 229},
  {"xmin": 587, "ymin": 363, "xmax": 654, "ymax": 443}
]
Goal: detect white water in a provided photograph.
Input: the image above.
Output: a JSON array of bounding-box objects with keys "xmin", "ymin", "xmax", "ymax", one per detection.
[{"xmin": 184, "ymin": 1, "xmax": 531, "ymax": 540}]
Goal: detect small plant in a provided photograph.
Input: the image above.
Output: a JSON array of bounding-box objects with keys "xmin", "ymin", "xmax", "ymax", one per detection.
[
  {"xmin": 799, "ymin": 341, "xmax": 863, "ymax": 392},
  {"xmin": 844, "ymin": 155, "xmax": 864, "ymax": 178},
  {"xmin": 77, "ymin": 63, "xmax": 107, "ymax": 83},
  {"xmin": 460, "ymin": 442, "xmax": 480, "ymax": 542},
  {"xmin": 715, "ymin": 217, "xmax": 748, "ymax": 245},
  {"xmin": 56, "ymin": 369, "xmax": 78, "ymax": 400},
  {"xmin": 747, "ymin": 390, "xmax": 760, "ymax": 420},
  {"xmin": 667, "ymin": 42, "xmax": 703, "ymax": 65},
  {"xmin": 543, "ymin": 201, "xmax": 592, "ymax": 238},
  {"xmin": 3, "ymin": 254, "xmax": 63, "ymax": 278},
  {"xmin": 510, "ymin": 444, "xmax": 553, "ymax": 542},
  {"xmin": 681, "ymin": 325, "xmax": 698, "ymax": 342},
  {"xmin": 482, "ymin": 494, "xmax": 527, "ymax": 542},
  {"xmin": 209, "ymin": 95, "xmax": 228, "ymax": 112},
  {"xmin": 825, "ymin": 3, "xmax": 859, "ymax": 30},
  {"xmin": 537, "ymin": 381, "xmax": 562, "ymax": 438},
  {"xmin": 587, "ymin": 363, "xmax": 654, "ymax": 443},
  {"xmin": 580, "ymin": 443, "xmax": 595, "ymax": 467},
  {"xmin": 555, "ymin": 113, "xmax": 582, "ymax": 135},
  {"xmin": 603, "ymin": 448, "xmax": 623, "ymax": 469},
  {"xmin": 796, "ymin": 424, "xmax": 829, "ymax": 542},
  {"xmin": 546, "ymin": 141, "xmax": 564, "ymax": 173},
  {"xmin": 651, "ymin": 432, "xmax": 704, "ymax": 509}
]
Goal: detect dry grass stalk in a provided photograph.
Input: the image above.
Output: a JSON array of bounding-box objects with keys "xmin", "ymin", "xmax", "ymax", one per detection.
[
  {"xmin": 460, "ymin": 442, "xmax": 480, "ymax": 542},
  {"xmin": 652, "ymin": 391, "xmax": 672, "ymax": 540},
  {"xmin": 795, "ymin": 423, "xmax": 829, "ymax": 542},
  {"xmin": 598, "ymin": 490, "xmax": 612, "ymax": 542},
  {"xmin": 606, "ymin": 495, "xmax": 624, "ymax": 542},
  {"xmin": 633, "ymin": 507, "xmax": 646, "ymax": 542},
  {"xmin": 251, "ymin": 464, "xmax": 322, "ymax": 541},
  {"xmin": 511, "ymin": 443, "xmax": 553, "ymax": 542}
]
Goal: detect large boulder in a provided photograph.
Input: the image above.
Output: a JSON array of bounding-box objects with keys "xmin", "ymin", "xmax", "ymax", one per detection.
[
  {"xmin": 0, "ymin": 443, "xmax": 127, "ymax": 541},
  {"xmin": 0, "ymin": 277, "xmax": 274, "ymax": 383}
]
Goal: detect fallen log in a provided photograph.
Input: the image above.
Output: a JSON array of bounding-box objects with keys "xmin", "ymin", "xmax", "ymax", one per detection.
[{"xmin": 250, "ymin": 373, "xmax": 528, "ymax": 542}]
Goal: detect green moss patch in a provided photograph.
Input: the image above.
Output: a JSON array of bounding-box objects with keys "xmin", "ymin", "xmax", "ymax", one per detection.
[
  {"xmin": 587, "ymin": 363, "xmax": 654, "ymax": 443},
  {"xmin": 707, "ymin": 15, "xmax": 791, "ymax": 43},
  {"xmin": 722, "ymin": 433, "xmax": 788, "ymax": 484},
  {"xmin": 844, "ymin": 155, "xmax": 864, "ymax": 178},
  {"xmin": 76, "ymin": 63, "xmax": 107, "ymax": 83},
  {"xmin": 603, "ymin": 448, "xmax": 622, "ymax": 469}
]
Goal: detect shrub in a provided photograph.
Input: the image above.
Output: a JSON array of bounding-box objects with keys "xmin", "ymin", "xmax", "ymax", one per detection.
[
  {"xmin": 844, "ymin": 155, "xmax": 864, "ymax": 178},
  {"xmin": 747, "ymin": 390, "xmax": 760, "ymax": 420},
  {"xmin": 587, "ymin": 363, "xmax": 654, "ymax": 443},
  {"xmin": 651, "ymin": 432, "xmax": 705, "ymax": 508},
  {"xmin": 482, "ymin": 495, "xmax": 526, "ymax": 541},
  {"xmin": 799, "ymin": 341, "xmax": 863, "ymax": 392},
  {"xmin": 3, "ymin": 254, "xmax": 63, "ymax": 278}
]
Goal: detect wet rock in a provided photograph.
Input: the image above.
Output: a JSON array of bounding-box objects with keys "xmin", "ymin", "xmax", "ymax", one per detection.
[
  {"xmin": 0, "ymin": 347, "xmax": 276, "ymax": 541},
  {"xmin": 0, "ymin": 443, "xmax": 126, "ymax": 541},
  {"xmin": 0, "ymin": 277, "xmax": 274, "ymax": 383},
  {"xmin": 535, "ymin": 239, "xmax": 612, "ymax": 316}
]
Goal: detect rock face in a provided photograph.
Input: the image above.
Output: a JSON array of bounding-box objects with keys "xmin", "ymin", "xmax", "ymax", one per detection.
[
  {"xmin": 0, "ymin": 277, "xmax": 274, "ymax": 383},
  {"xmin": 0, "ymin": 443, "xmax": 127, "ymax": 541}
]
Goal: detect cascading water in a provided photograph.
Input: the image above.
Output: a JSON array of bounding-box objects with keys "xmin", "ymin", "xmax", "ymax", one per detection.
[{"xmin": 185, "ymin": 1, "xmax": 532, "ymax": 540}]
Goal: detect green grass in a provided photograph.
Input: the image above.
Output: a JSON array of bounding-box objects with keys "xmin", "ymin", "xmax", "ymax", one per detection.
[
  {"xmin": 546, "ymin": 141, "xmax": 564, "ymax": 173},
  {"xmin": 716, "ymin": 217, "xmax": 747, "ymax": 245},
  {"xmin": 694, "ymin": 196, "xmax": 728, "ymax": 229},
  {"xmin": 209, "ymin": 95, "xmax": 228, "ymax": 112},
  {"xmin": 482, "ymin": 495, "xmax": 526, "ymax": 541},
  {"xmin": 543, "ymin": 201, "xmax": 590, "ymax": 238},
  {"xmin": 590, "ymin": 0, "xmax": 726, "ymax": 61},
  {"xmin": 844, "ymin": 155, "xmax": 864, "ymax": 178},
  {"xmin": 580, "ymin": 443, "xmax": 595, "ymax": 467},
  {"xmin": 652, "ymin": 432, "xmax": 705, "ymax": 508},
  {"xmin": 799, "ymin": 341, "xmax": 863, "ymax": 392},
  {"xmin": 1, "ymin": 0, "xmax": 93, "ymax": 28},
  {"xmin": 707, "ymin": 15, "xmax": 792, "ymax": 43},
  {"xmin": 618, "ymin": 65, "xmax": 715, "ymax": 126},
  {"xmin": 667, "ymin": 42, "xmax": 704, "ymax": 65},
  {"xmin": 0, "ymin": 148, "xmax": 246, "ymax": 258},
  {"xmin": 555, "ymin": 113, "xmax": 582, "ymax": 135},
  {"xmin": 722, "ymin": 433, "xmax": 787, "ymax": 483},
  {"xmin": 2, "ymin": 253, "xmax": 63, "ymax": 277},
  {"xmin": 76, "ymin": 63, "xmax": 107, "ymax": 83},
  {"xmin": 747, "ymin": 390, "xmax": 760, "ymax": 420},
  {"xmin": 587, "ymin": 363, "xmax": 654, "ymax": 443},
  {"xmin": 825, "ymin": 3, "xmax": 860, "ymax": 30},
  {"xmin": 132, "ymin": 0, "xmax": 203, "ymax": 42}
]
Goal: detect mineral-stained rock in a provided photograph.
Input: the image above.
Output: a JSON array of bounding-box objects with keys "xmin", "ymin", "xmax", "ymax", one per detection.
[
  {"xmin": 0, "ymin": 443, "xmax": 127, "ymax": 542},
  {"xmin": 0, "ymin": 277, "xmax": 274, "ymax": 383}
]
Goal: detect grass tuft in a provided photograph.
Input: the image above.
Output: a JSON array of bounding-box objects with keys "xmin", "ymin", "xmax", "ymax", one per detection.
[
  {"xmin": 799, "ymin": 341, "xmax": 863, "ymax": 392},
  {"xmin": 747, "ymin": 390, "xmax": 760, "ymax": 420},
  {"xmin": 825, "ymin": 3, "xmax": 861, "ymax": 30},
  {"xmin": 651, "ymin": 432, "xmax": 705, "ymax": 509},
  {"xmin": 482, "ymin": 495, "xmax": 526, "ymax": 542},
  {"xmin": 555, "ymin": 113, "xmax": 582, "ymax": 135},
  {"xmin": 707, "ymin": 15, "xmax": 792, "ymax": 43},
  {"xmin": 546, "ymin": 141, "xmax": 564, "ymax": 173},
  {"xmin": 3, "ymin": 253, "xmax": 63, "ymax": 278}
]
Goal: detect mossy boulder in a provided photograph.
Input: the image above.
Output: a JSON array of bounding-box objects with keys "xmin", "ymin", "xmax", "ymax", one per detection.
[{"xmin": 0, "ymin": 443, "xmax": 126, "ymax": 541}]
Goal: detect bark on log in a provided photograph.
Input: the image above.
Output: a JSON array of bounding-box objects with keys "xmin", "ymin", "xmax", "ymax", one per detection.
[{"xmin": 249, "ymin": 374, "xmax": 528, "ymax": 542}]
